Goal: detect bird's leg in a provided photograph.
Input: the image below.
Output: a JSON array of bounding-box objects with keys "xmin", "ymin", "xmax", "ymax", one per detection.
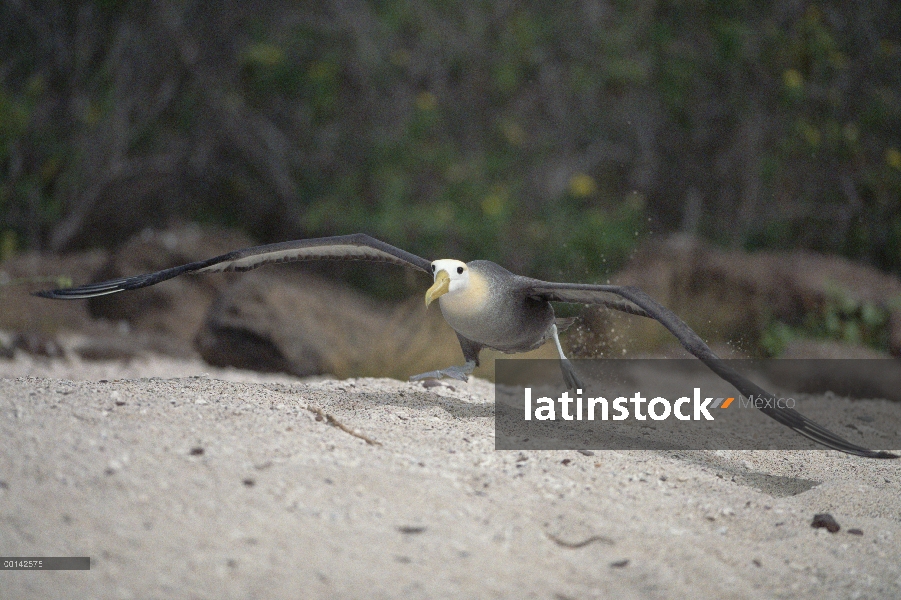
[
  {"xmin": 550, "ymin": 323, "xmax": 583, "ymax": 390},
  {"xmin": 409, "ymin": 333, "xmax": 481, "ymax": 384}
]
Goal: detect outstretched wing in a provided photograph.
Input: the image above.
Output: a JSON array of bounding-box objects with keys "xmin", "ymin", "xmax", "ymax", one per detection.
[
  {"xmin": 525, "ymin": 280, "xmax": 897, "ymax": 459},
  {"xmin": 525, "ymin": 281, "xmax": 652, "ymax": 318},
  {"xmin": 35, "ymin": 234, "xmax": 432, "ymax": 299}
]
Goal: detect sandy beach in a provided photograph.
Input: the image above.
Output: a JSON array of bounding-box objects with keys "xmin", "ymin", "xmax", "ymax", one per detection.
[
  {"xmin": 3, "ymin": 0, "xmax": 899, "ymax": 595},
  {"xmin": 1, "ymin": 352, "xmax": 900, "ymax": 599}
]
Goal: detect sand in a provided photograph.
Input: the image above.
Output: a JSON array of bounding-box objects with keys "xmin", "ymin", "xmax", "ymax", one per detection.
[{"xmin": 1, "ymin": 353, "xmax": 900, "ymax": 599}]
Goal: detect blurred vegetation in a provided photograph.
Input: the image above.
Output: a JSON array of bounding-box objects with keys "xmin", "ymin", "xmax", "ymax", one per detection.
[
  {"xmin": 760, "ymin": 285, "xmax": 893, "ymax": 356},
  {"xmin": 0, "ymin": 1, "xmax": 899, "ymax": 292}
]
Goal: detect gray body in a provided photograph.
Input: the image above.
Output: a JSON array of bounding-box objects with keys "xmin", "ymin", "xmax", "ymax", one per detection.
[{"xmin": 439, "ymin": 260, "xmax": 554, "ymax": 356}]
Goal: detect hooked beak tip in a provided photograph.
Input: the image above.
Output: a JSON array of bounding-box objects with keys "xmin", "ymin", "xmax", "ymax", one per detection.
[{"xmin": 425, "ymin": 270, "xmax": 450, "ymax": 308}]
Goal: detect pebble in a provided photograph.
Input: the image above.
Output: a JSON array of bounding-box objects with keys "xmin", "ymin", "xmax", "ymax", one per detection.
[{"xmin": 811, "ymin": 513, "xmax": 840, "ymax": 533}]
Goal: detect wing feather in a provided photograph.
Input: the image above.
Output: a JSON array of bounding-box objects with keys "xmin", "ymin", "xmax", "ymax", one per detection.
[
  {"xmin": 526, "ymin": 281, "xmax": 651, "ymax": 318},
  {"xmin": 526, "ymin": 280, "xmax": 897, "ymax": 458},
  {"xmin": 34, "ymin": 234, "xmax": 432, "ymax": 299}
]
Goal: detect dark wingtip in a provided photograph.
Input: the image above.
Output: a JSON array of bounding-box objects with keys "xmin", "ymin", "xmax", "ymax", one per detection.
[
  {"xmin": 870, "ymin": 450, "xmax": 899, "ymax": 459},
  {"xmin": 32, "ymin": 289, "xmax": 58, "ymax": 299},
  {"xmin": 835, "ymin": 446, "xmax": 898, "ymax": 459}
]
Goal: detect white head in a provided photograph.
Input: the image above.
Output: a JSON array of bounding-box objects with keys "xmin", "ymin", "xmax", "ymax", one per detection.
[{"xmin": 425, "ymin": 259, "xmax": 470, "ymax": 306}]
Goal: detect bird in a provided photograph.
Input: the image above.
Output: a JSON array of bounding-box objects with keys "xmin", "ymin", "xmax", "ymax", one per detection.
[{"xmin": 35, "ymin": 233, "xmax": 896, "ymax": 459}]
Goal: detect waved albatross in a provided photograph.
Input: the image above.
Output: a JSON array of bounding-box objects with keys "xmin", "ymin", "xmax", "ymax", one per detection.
[{"xmin": 35, "ymin": 233, "xmax": 896, "ymax": 459}]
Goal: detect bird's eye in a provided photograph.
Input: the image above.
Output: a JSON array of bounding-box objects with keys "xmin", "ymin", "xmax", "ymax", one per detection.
[
  {"xmin": 457, "ymin": 266, "xmax": 464, "ymax": 274},
  {"xmin": 431, "ymin": 264, "xmax": 436, "ymax": 272}
]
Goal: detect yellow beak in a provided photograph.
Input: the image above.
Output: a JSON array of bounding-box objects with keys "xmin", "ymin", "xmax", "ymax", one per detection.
[{"xmin": 425, "ymin": 270, "xmax": 450, "ymax": 307}]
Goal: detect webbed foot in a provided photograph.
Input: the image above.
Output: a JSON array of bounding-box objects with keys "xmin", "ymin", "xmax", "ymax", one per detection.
[
  {"xmin": 560, "ymin": 358, "xmax": 584, "ymax": 391},
  {"xmin": 410, "ymin": 361, "xmax": 476, "ymax": 383}
]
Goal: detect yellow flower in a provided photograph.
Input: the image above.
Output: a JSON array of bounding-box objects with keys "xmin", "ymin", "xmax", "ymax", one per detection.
[
  {"xmin": 568, "ymin": 173, "xmax": 597, "ymax": 198},
  {"xmin": 244, "ymin": 44, "xmax": 284, "ymax": 67},
  {"xmin": 501, "ymin": 121, "xmax": 526, "ymax": 146},
  {"xmin": 783, "ymin": 69, "xmax": 803, "ymax": 91},
  {"xmin": 802, "ymin": 123, "xmax": 821, "ymax": 147},
  {"xmin": 0, "ymin": 230, "xmax": 17, "ymax": 261},
  {"xmin": 887, "ymin": 148, "xmax": 901, "ymax": 171},
  {"xmin": 481, "ymin": 191, "xmax": 506, "ymax": 217},
  {"xmin": 415, "ymin": 92, "xmax": 438, "ymax": 111}
]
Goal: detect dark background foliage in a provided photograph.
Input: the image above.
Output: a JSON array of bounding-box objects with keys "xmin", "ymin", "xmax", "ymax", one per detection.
[{"xmin": 1, "ymin": 0, "xmax": 899, "ymax": 293}]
